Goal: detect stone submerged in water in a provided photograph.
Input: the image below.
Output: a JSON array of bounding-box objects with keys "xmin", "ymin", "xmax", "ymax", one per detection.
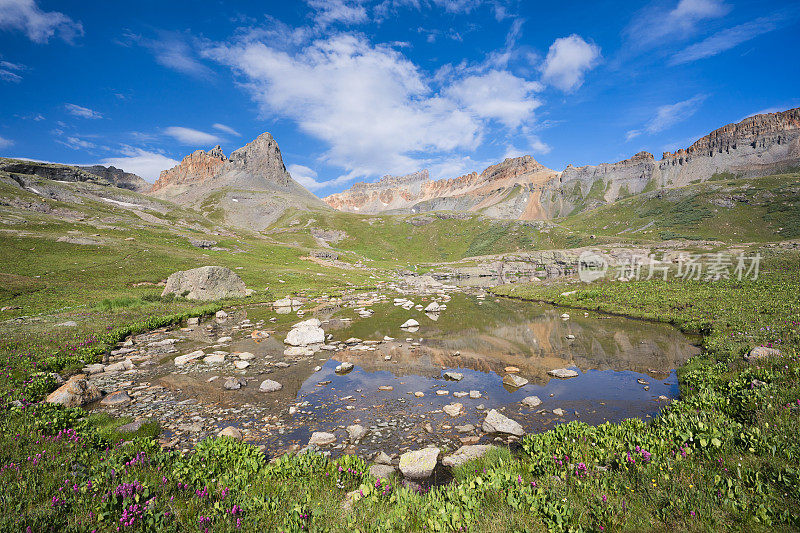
[
  {"xmin": 482, "ymin": 409, "xmax": 524, "ymax": 436},
  {"xmin": 521, "ymin": 395, "xmax": 542, "ymax": 408},
  {"xmin": 218, "ymin": 426, "xmax": 243, "ymax": 440},
  {"xmin": 443, "ymin": 403, "xmax": 464, "ymax": 417},
  {"xmin": 161, "ymin": 266, "xmax": 248, "ymax": 300},
  {"xmin": 46, "ymin": 377, "xmax": 102, "ymax": 407},
  {"xmin": 347, "ymin": 424, "xmax": 368, "ymax": 441},
  {"xmin": 442, "ymin": 445, "xmax": 497, "ymax": 468},
  {"xmin": 399, "ymin": 448, "xmax": 440, "ymax": 479},
  {"xmin": 308, "ymin": 432, "xmax": 336, "ymax": 446},
  {"xmin": 259, "ymin": 379, "xmax": 282, "ymax": 393},
  {"xmin": 502, "ymin": 374, "xmax": 528, "ymax": 388},
  {"xmin": 548, "ymin": 368, "xmax": 579, "ymax": 379}
]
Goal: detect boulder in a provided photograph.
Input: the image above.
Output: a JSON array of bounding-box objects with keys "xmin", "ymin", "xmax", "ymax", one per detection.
[
  {"xmin": 285, "ymin": 323, "xmax": 325, "ymax": 346},
  {"xmin": 745, "ymin": 346, "xmax": 782, "ymax": 362},
  {"xmin": 424, "ymin": 302, "xmax": 442, "ymax": 312},
  {"xmin": 274, "ymin": 297, "xmax": 302, "ymax": 308},
  {"xmin": 46, "ymin": 377, "xmax": 102, "ymax": 407},
  {"xmin": 308, "ymin": 432, "xmax": 336, "ymax": 446},
  {"xmin": 442, "ymin": 445, "xmax": 496, "ymax": 468},
  {"xmin": 548, "ymin": 368, "xmax": 579, "ymax": 379},
  {"xmin": 374, "ymin": 451, "xmax": 393, "ymax": 465},
  {"xmin": 105, "ymin": 359, "xmax": 134, "ymax": 372},
  {"xmin": 234, "ymin": 360, "xmax": 250, "ymax": 369},
  {"xmin": 443, "ymin": 371, "xmax": 463, "ymax": 381},
  {"xmin": 100, "ymin": 390, "xmax": 132, "ymax": 406},
  {"xmin": 502, "ymin": 374, "xmax": 528, "ymax": 388},
  {"xmin": 400, "ymin": 319, "xmax": 419, "ymax": 328},
  {"xmin": 482, "ymin": 409, "xmax": 524, "ymax": 436},
  {"xmin": 218, "ymin": 426, "xmax": 243, "ymax": 440},
  {"xmin": 335, "ymin": 362, "xmax": 354, "ymax": 374},
  {"xmin": 521, "ymin": 396, "xmax": 542, "ymax": 408},
  {"xmin": 259, "ymin": 379, "xmax": 283, "ymax": 392},
  {"xmin": 161, "ymin": 266, "xmax": 247, "ymax": 300},
  {"xmin": 399, "ymin": 448, "xmax": 440, "ymax": 479}
]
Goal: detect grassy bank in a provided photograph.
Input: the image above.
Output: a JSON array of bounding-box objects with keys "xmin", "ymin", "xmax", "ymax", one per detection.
[{"xmin": 1, "ymin": 247, "xmax": 798, "ymax": 530}]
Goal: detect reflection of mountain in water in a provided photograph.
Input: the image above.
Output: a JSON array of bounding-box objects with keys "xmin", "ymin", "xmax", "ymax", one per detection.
[{"xmin": 335, "ymin": 301, "xmax": 699, "ymax": 385}]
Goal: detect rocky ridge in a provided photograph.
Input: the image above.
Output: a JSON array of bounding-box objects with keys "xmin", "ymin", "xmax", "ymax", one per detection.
[
  {"xmin": 325, "ymin": 108, "xmax": 800, "ymax": 220},
  {"xmin": 150, "ymin": 133, "xmax": 327, "ymax": 230}
]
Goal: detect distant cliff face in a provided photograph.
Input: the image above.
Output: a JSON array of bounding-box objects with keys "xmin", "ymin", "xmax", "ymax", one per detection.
[
  {"xmin": 542, "ymin": 108, "xmax": 800, "ymax": 217},
  {"xmin": 324, "ymin": 107, "xmax": 800, "ymax": 221},
  {"xmin": 149, "ymin": 132, "xmax": 327, "ymax": 230},
  {"xmin": 324, "ymin": 156, "xmax": 557, "ymax": 219}
]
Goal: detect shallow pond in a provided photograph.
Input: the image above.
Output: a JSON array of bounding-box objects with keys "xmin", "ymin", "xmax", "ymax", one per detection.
[{"xmin": 91, "ymin": 292, "xmax": 701, "ymax": 459}]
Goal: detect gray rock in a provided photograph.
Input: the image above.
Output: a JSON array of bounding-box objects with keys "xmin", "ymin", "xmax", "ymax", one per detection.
[
  {"xmin": 82, "ymin": 363, "xmax": 105, "ymax": 374},
  {"xmin": 469, "ymin": 390, "xmax": 482, "ymax": 399},
  {"xmin": 502, "ymin": 374, "xmax": 528, "ymax": 388},
  {"xmin": 521, "ymin": 396, "xmax": 542, "ymax": 408},
  {"xmin": 552, "ymin": 408, "xmax": 566, "ymax": 417},
  {"xmin": 374, "ymin": 451, "xmax": 393, "ymax": 465},
  {"xmin": 174, "ymin": 350, "xmax": 204, "ymax": 366},
  {"xmin": 347, "ymin": 424, "xmax": 368, "ymax": 441},
  {"xmin": 308, "ymin": 431, "xmax": 336, "ymax": 446},
  {"xmin": 443, "ymin": 371, "xmax": 463, "ymax": 381},
  {"xmin": 117, "ymin": 420, "xmax": 145, "ymax": 433},
  {"xmin": 105, "ymin": 359, "xmax": 134, "ymax": 372},
  {"xmin": 482, "ymin": 409, "xmax": 524, "ymax": 436},
  {"xmin": 745, "ymin": 346, "xmax": 782, "ymax": 362},
  {"xmin": 161, "ymin": 266, "xmax": 248, "ymax": 300},
  {"xmin": 443, "ymin": 403, "xmax": 464, "ymax": 417},
  {"xmin": 224, "ymin": 377, "xmax": 246, "ymax": 390},
  {"xmin": 259, "ymin": 379, "xmax": 282, "ymax": 393},
  {"xmin": 218, "ymin": 426, "xmax": 243, "ymax": 440},
  {"xmin": 399, "ymin": 448, "xmax": 440, "ymax": 479},
  {"xmin": 548, "ymin": 368, "xmax": 579, "ymax": 379},
  {"xmin": 285, "ymin": 324, "xmax": 325, "ymax": 346},
  {"xmin": 335, "ymin": 362, "xmax": 354, "ymax": 374},
  {"xmin": 369, "ymin": 463, "xmax": 395, "ymax": 480},
  {"xmin": 442, "ymin": 445, "xmax": 496, "ymax": 467},
  {"xmin": 400, "ymin": 319, "xmax": 419, "ymax": 328}
]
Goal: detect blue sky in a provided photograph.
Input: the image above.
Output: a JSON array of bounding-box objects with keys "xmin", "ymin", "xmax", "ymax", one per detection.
[{"xmin": 1, "ymin": 0, "xmax": 798, "ymax": 196}]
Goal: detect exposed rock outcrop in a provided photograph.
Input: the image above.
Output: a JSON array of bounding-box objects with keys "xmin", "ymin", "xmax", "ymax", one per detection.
[
  {"xmin": 325, "ymin": 108, "xmax": 800, "ymax": 220},
  {"xmin": 150, "ymin": 133, "xmax": 327, "ymax": 230}
]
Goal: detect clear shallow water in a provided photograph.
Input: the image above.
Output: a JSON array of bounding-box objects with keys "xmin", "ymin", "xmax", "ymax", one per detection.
[{"xmin": 93, "ymin": 292, "xmax": 701, "ymax": 457}]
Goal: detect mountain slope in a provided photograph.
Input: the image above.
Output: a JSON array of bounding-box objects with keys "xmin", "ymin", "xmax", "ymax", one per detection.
[
  {"xmin": 325, "ymin": 107, "xmax": 800, "ymax": 220},
  {"xmin": 0, "ymin": 158, "xmax": 150, "ymax": 192},
  {"xmin": 150, "ymin": 132, "xmax": 328, "ymax": 231}
]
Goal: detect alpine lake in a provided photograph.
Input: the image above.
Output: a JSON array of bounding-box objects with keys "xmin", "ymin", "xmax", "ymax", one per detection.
[{"xmin": 88, "ymin": 288, "xmax": 701, "ymax": 462}]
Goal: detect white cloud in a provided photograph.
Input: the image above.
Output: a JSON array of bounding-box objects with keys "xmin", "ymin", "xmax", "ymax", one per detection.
[
  {"xmin": 100, "ymin": 147, "xmax": 180, "ymax": 182},
  {"xmin": 446, "ymin": 69, "xmax": 542, "ymax": 128},
  {"xmin": 0, "ymin": 60, "xmax": 23, "ymax": 82},
  {"xmin": 669, "ymin": 15, "xmax": 783, "ymax": 65},
  {"xmin": 626, "ymin": 94, "xmax": 706, "ymax": 140},
  {"xmin": 57, "ymin": 135, "xmax": 95, "ymax": 150},
  {"xmin": 204, "ymin": 33, "xmax": 486, "ymax": 178},
  {"xmin": 124, "ymin": 30, "xmax": 212, "ymax": 78},
  {"xmin": 64, "ymin": 103, "xmax": 102, "ymax": 119},
  {"xmin": 287, "ymin": 163, "xmax": 356, "ymax": 191},
  {"xmin": 540, "ymin": 34, "xmax": 601, "ymax": 92},
  {"xmin": 212, "ymin": 123, "xmax": 241, "ymax": 136},
  {"xmin": 625, "ymin": 0, "xmax": 729, "ymax": 48},
  {"xmin": 0, "ymin": 0, "xmax": 82, "ymax": 43},
  {"xmin": 0, "ymin": 134, "xmax": 13, "ymax": 149},
  {"xmin": 164, "ymin": 126, "xmax": 222, "ymax": 146},
  {"xmin": 307, "ymin": 0, "xmax": 368, "ymax": 26}
]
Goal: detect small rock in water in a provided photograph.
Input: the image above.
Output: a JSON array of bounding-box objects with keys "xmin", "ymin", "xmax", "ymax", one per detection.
[
  {"xmin": 443, "ymin": 403, "xmax": 464, "ymax": 417},
  {"xmin": 469, "ymin": 390, "xmax": 482, "ymax": 399},
  {"xmin": 414, "ymin": 391, "xmax": 425, "ymax": 398},
  {"xmin": 378, "ymin": 385, "xmax": 394, "ymax": 391},
  {"xmin": 335, "ymin": 362, "xmax": 354, "ymax": 374},
  {"xmin": 552, "ymin": 408, "xmax": 566, "ymax": 417},
  {"xmin": 218, "ymin": 426, "xmax": 242, "ymax": 440},
  {"xmin": 503, "ymin": 374, "xmax": 529, "ymax": 388},
  {"xmin": 308, "ymin": 432, "xmax": 336, "ymax": 446},
  {"xmin": 100, "ymin": 390, "xmax": 132, "ymax": 406},
  {"xmin": 521, "ymin": 396, "xmax": 542, "ymax": 408},
  {"xmin": 436, "ymin": 390, "xmax": 449, "ymax": 396},
  {"xmin": 548, "ymin": 368, "xmax": 579, "ymax": 379},
  {"xmin": 347, "ymin": 424, "xmax": 368, "ymax": 441},
  {"xmin": 443, "ymin": 371, "xmax": 463, "ymax": 381}
]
